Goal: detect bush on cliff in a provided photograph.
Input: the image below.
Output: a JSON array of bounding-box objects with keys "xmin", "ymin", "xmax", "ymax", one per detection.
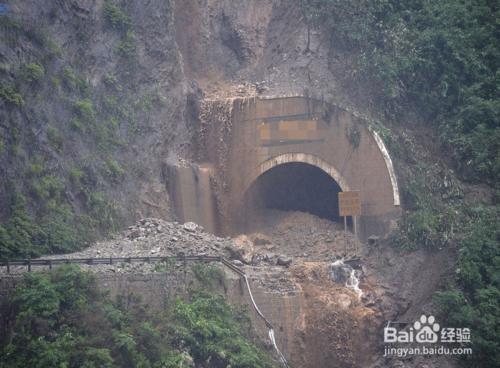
[{"xmin": 0, "ymin": 266, "xmax": 277, "ymax": 368}]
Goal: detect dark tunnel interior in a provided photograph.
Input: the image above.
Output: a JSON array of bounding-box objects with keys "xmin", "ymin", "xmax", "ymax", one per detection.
[{"xmin": 243, "ymin": 162, "xmax": 343, "ymax": 223}]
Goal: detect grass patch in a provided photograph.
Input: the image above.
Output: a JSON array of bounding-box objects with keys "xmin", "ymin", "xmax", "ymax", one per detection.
[
  {"xmin": 103, "ymin": 1, "xmax": 131, "ymax": 31},
  {"xmin": 0, "ymin": 83, "xmax": 24, "ymax": 106},
  {"xmin": 20, "ymin": 62, "xmax": 45, "ymax": 84}
]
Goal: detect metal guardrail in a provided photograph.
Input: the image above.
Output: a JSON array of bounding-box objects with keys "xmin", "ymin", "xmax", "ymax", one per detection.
[{"xmin": 0, "ymin": 255, "xmax": 223, "ymax": 274}]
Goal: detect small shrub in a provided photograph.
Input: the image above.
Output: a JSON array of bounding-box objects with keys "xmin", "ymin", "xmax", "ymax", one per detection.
[
  {"xmin": 63, "ymin": 66, "xmax": 77, "ymax": 89},
  {"xmin": 104, "ymin": 72, "xmax": 120, "ymax": 88},
  {"xmin": 192, "ymin": 263, "xmax": 226, "ymax": 290},
  {"xmin": 104, "ymin": 157, "xmax": 125, "ymax": 182},
  {"xmin": 0, "ymin": 83, "xmax": 24, "ymax": 106},
  {"xmin": 70, "ymin": 117, "xmax": 84, "ymax": 131},
  {"xmin": 154, "ymin": 258, "xmax": 176, "ymax": 272},
  {"xmin": 21, "ymin": 62, "xmax": 45, "ymax": 83},
  {"xmin": 0, "ymin": 63, "xmax": 10, "ymax": 73},
  {"xmin": 74, "ymin": 98, "xmax": 96, "ymax": 122},
  {"xmin": 47, "ymin": 126, "xmax": 63, "ymax": 151},
  {"xmin": 51, "ymin": 76, "xmax": 61, "ymax": 88},
  {"xmin": 116, "ymin": 30, "xmax": 135, "ymax": 56},
  {"xmin": 103, "ymin": 1, "xmax": 131, "ymax": 31},
  {"xmin": 46, "ymin": 38, "xmax": 63, "ymax": 58},
  {"xmin": 69, "ymin": 167, "xmax": 85, "ymax": 186},
  {"xmin": 28, "ymin": 158, "xmax": 45, "ymax": 177},
  {"xmin": 30, "ymin": 175, "xmax": 65, "ymax": 201},
  {"xmin": 63, "ymin": 67, "xmax": 89, "ymax": 94},
  {"xmin": 84, "ymin": 191, "xmax": 117, "ymax": 231}
]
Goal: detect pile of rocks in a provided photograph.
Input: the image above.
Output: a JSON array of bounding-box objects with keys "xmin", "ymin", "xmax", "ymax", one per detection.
[
  {"xmin": 0, "ymin": 218, "xmax": 296, "ymax": 275},
  {"xmin": 60, "ymin": 218, "xmax": 234, "ymax": 261},
  {"xmin": 244, "ymin": 210, "xmax": 357, "ymax": 259}
]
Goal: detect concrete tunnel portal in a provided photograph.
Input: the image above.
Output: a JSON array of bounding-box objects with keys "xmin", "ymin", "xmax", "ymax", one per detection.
[
  {"xmin": 168, "ymin": 96, "xmax": 401, "ymax": 242},
  {"xmin": 242, "ymin": 160, "xmax": 344, "ymax": 224}
]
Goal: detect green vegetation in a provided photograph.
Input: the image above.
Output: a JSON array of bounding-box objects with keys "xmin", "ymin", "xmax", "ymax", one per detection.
[
  {"xmin": 301, "ymin": 1, "xmax": 499, "ymax": 366},
  {"xmin": 20, "ymin": 63, "xmax": 45, "ymax": 83},
  {"xmin": 0, "ymin": 153, "xmax": 118, "ymax": 259},
  {"xmin": 30, "ymin": 174, "xmax": 64, "ymax": 201},
  {"xmin": 74, "ymin": 98, "xmax": 96, "ymax": 122},
  {"xmin": 192, "ymin": 263, "xmax": 227, "ymax": 290},
  {"xmin": 116, "ymin": 30, "xmax": 135, "ymax": 57},
  {"xmin": 435, "ymin": 206, "xmax": 499, "ymax": 367},
  {"xmin": 69, "ymin": 166, "xmax": 85, "ymax": 187},
  {"xmin": 0, "ymin": 83, "xmax": 24, "ymax": 106},
  {"xmin": 103, "ymin": 1, "xmax": 136, "ymax": 59},
  {"xmin": 0, "ymin": 266, "xmax": 276, "ymax": 368},
  {"xmin": 0, "ymin": 4, "xmax": 157, "ymax": 262},
  {"xmin": 173, "ymin": 291, "xmax": 275, "ymax": 368},
  {"xmin": 104, "ymin": 157, "xmax": 125, "ymax": 182},
  {"xmin": 302, "ymin": 0, "xmax": 499, "ymax": 188},
  {"xmin": 391, "ymin": 162, "xmax": 463, "ymax": 250},
  {"xmin": 103, "ymin": 1, "xmax": 131, "ymax": 31},
  {"xmin": 46, "ymin": 126, "xmax": 63, "ymax": 151},
  {"xmin": 63, "ymin": 66, "xmax": 90, "ymax": 95},
  {"xmin": 153, "ymin": 258, "xmax": 177, "ymax": 273},
  {"xmin": 104, "ymin": 72, "xmax": 122, "ymax": 91},
  {"xmin": 0, "ymin": 192, "xmax": 84, "ymax": 259}
]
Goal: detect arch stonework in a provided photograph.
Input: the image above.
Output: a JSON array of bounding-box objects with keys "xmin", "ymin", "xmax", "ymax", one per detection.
[
  {"xmin": 253, "ymin": 153, "xmax": 351, "ymax": 192},
  {"xmin": 196, "ymin": 96, "xmax": 401, "ymax": 241}
]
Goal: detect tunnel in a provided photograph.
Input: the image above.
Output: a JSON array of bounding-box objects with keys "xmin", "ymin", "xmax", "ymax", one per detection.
[{"xmin": 241, "ymin": 162, "xmax": 343, "ymax": 228}]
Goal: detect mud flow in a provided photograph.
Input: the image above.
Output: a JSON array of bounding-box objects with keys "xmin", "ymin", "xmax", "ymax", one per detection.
[{"xmin": 226, "ymin": 162, "xmax": 380, "ymax": 367}]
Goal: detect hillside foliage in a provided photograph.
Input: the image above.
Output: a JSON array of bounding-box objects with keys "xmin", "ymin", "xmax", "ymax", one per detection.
[
  {"xmin": 302, "ymin": 0, "xmax": 499, "ymax": 189},
  {"xmin": 301, "ymin": 1, "xmax": 499, "ymax": 366},
  {"xmin": 0, "ymin": 2, "xmax": 164, "ymax": 260},
  {"xmin": 0, "ymin": 265, "xmax": 276, "ymax": 368}
]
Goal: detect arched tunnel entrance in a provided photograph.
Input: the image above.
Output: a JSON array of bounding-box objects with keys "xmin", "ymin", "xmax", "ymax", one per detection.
[{"xmin": 238, "ymin": 162, "xmax": 344, "ymax": 233}]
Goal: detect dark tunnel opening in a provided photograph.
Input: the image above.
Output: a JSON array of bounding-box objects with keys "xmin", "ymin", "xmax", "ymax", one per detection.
[{"xmin": 242, "ymin": 162, "xmax": 343, "ymax": 224}]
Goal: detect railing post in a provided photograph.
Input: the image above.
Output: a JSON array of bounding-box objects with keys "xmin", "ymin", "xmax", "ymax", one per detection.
[
  {"xmin": 49, "ymin": 260, "xmax": 52, "ymax": 270},
  {"xmin": 6, "ymin": 260, "xmax": 10, "ymax": 274},
  {"xmin": 110, "ymin": 256, "xmax": 113, "ymax": 265},
  {"xmin": 184, "ymin": 254, "xmax": 188, "ymax": 291},
  {"xmin": 27, "ymin": 259, "xmax": 31, "ymax": 272}
]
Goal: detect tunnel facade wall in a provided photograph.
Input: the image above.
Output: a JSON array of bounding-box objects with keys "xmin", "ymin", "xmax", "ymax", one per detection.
[{"xmin": 201, "ymin": 96, "xmax": 402, "ymax": 241}]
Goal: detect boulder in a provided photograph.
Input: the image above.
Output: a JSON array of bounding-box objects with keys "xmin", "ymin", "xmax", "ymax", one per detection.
[
  {"xmin": 276, "ymin": 255, "xmax": 292, "ymax": 267},
  {"xmin": 330, "ymin": 260, "xmax": 352, "ymax": 283},
  {"xmin": 183, "ymin": 222, "xmax": 198, "ymax": 232},
  {"xmin": 226, "ymin": 235, "xmax": 254, "ymax": 264}
]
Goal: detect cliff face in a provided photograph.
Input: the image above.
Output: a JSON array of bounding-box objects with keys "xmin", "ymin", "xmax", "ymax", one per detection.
[
  {"xmin": 1, "ymin": 3, "xmax": 483, "ymax": 367},
  {"xmin": 0, "ymin": 0, "xmax": 341, "ymax": 257},
  {"xmin": 0, "ymin": 0, "xmax": 190, "ymax": 256}
]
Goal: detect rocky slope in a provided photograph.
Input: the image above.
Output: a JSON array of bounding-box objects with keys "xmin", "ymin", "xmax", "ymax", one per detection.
[
  {"xmin": 0, "ymin": 0, "xmax": 188, "ymax": 257},
  {"xmin": 1, "ymin": 1, "xmax": 486, "ymax": 367}
]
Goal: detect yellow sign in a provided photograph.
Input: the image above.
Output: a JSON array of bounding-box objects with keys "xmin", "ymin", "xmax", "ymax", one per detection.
[{"xmin": 338, "ymin": 191, "xmax": 361, "ymax": 216}]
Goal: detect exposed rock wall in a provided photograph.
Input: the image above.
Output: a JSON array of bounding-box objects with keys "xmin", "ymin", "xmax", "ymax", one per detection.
[{"xmin": 0, "ymin": 0, "xmax": 189, "ymax": 243}]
